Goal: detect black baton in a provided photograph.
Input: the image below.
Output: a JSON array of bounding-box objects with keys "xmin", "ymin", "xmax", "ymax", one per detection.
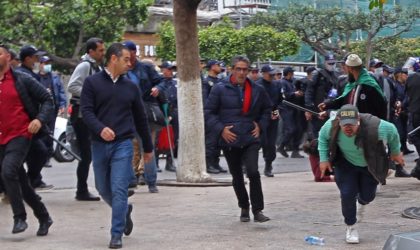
[{"xmin": 282, "ymin": 100, "xmax": 320, "ymax": 116}]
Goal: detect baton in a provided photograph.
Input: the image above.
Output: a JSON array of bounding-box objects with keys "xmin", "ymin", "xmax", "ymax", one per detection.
[
  {"xmin": 282, "ymin": 100, "xmax": 320, "ymax": 116},
  {"xmin": 48, "ymin": 133, "xmax": 82, "ymax": 162},
  {"xmin": 408, "ymin": 125, "xmax": 420, "ymax": 137}
]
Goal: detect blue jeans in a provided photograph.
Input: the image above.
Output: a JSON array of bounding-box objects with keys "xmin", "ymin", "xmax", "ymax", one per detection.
[
  {"xmin": 91, "ymin": 139, "xmax": 133, "ymax": 237},
  {"xmin": 334, "ymin": 157, "xmax": 379, "ymax": 226},
  {"xmin": 140, "ymin": 127, "xmax": 160, "ymax": 187}
]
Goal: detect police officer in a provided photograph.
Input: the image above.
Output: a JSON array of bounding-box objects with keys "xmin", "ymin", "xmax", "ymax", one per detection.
[
  {"xmin": 305, "ymin": 54, "xmax": 340, "ymax": 138},
  {"xmin": 256, "ymin": 65, "xmax": 281, "ymax": 177},
  {"xmin": 278, "ymin": 67, "xmax": 304, "ymax": 158},
  {"xmin": 159, "ymin": 62, "xmax": 177, "ymax": 172},
  {"xmin": 203, "ymin": 60, "xmax": 227, "ymax": 174}
]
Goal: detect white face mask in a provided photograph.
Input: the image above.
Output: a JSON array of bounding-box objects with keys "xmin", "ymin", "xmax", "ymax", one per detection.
[
  {"xmin": 43, "ymin": 64, "xmax": 52, "ymax": 73},
  {"xmin": 33, "ymin": 62, "xmax": 40, "ymax": 74},
  {"xmin": 375, "ymin": 67, "xmax": 383, "ymax": 75},
  {"xmin": 325, "ymin": 63, "xmax": 336, "ymax": 72}
]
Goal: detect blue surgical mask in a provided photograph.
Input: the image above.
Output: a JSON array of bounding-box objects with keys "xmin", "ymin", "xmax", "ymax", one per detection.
[{"xmin": 43, "ymin": 64, "xmax": 52, "ymax": 73}]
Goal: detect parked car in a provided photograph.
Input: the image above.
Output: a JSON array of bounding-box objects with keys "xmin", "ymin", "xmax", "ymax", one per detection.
[{"xmin": 53, "ymin": 116, "xmax": 75, "ymax": 162}]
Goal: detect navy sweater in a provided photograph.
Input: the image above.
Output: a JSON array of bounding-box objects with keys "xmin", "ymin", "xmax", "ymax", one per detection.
[{"xmin": 81, "ymin": 70, "xmax": 153, "ymax": 152}]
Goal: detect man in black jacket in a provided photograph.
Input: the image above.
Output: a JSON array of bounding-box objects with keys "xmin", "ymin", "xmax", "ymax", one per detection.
[
  {"xmin": 81, "ymin": 43, "xmax": 153, "ymax": 249},
  {"xmin": 0, "ymin": 44, "xmax": 54, "ymax": 236},
  {"xmin": 305, "ymin": 54, "xmax": 339, "ymax": 138},
  {"xmin": 406, "ymin": 67, "xmax": 420, "ymax": 179},
  {"xmin": 203, "ymin": 59, "xmax": 226, "ymax": 174},
  {"xmin": 205, "ymin": 55, "xmax": 272, "ymax": 223},
  {"xmin": 256, "ymin": 65, "xmax": 282, "ymax": 177}
]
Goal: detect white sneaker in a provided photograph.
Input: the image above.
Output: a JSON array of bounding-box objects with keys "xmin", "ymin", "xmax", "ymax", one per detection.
[
  {"xmin": 357, "ymin": 203, "xmax": 366, "ymax": 223},
  {"xmin": 346, "ymin": 225, "xmax": 360, "ymax": 244}
]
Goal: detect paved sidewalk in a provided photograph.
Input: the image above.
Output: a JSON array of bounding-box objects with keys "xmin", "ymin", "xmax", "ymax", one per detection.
[{"xmin": 1, "ymin": 158, "xmax": 420, "ymax": 250}]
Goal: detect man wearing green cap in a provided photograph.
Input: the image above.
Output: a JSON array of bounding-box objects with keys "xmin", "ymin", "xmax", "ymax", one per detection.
[{"xmin": 318, "ymin": 104, "xmax": 404, "ymax": 244}]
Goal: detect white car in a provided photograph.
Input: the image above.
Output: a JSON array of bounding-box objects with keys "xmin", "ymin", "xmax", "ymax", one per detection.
[{"xmin": 53, "ymin": 116, "xmax": 75, "ymax": 162}]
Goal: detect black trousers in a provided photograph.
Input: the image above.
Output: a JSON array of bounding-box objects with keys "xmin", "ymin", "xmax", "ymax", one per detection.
[
  {"xmin": 72, "ymin": 116, "xmax": 92, "ymax": 194},
  {"xmin": 26, "ymin": 137, "xmax": 49, "ymax": 186},
  {"xmin": 0, "ymin": 137, "xmax": 49, "ymax": 221},
  {"xmin": 223, "ymin": 143, "xmax": 264, "ymax": 213},
  {"xmin": 261, "ymin": 119, "xmax": 279, "ymax": 164},
  {"xmin": 410, "ymin": 113, "xmax": 420, "ymax": 155}
]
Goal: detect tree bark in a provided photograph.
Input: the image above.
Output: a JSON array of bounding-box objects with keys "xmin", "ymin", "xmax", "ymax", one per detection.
[
  {"xmin": 365, "ymin": 33, "xmax": 374, "ymax": 68},
  {"xmin": 173, "ymin": 0, "xmax": 211, "ymax": 183}
]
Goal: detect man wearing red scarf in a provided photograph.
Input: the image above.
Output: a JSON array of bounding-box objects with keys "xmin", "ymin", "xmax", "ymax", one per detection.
[{"xmin": 205, "ymin": 55, "xmax": 272, "ymax": 223}]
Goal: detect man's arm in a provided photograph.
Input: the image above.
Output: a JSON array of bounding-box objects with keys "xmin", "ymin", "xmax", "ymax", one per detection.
[
  {"xmin": 80, "ymin": 77, "xmax": 106, "ymax": 135},
  {"xmin": 378, "ymin": 120, "xmax": 401, "ymax": 155},
  {"xmin": 54, "ymin": 75, "xmax": 67, "ymax": 109},
  {"xmin": 68, "ymin": 62, "xmax": 90, "ymax": 97},
  {"xmin": 132, "ymin": 89, "xmax": 153, "ymax": 153},
  {"xmin": 23, "ymin": 75, "xmax": 55, "ymax": 126},
  {"xmin": 204, "ymin": 85, "xmax": 225, "ymax": 137}
]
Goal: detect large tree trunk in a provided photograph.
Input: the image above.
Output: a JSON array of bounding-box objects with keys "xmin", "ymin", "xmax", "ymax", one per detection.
[{"xmin": 173, "ymin": 0, "xmax": 211, "ymax": 183}]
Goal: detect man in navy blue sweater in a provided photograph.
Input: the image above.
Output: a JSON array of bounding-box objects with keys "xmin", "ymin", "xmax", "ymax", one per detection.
[{"xmin": 81, "ymin": 43, "xmax": 153, "ymax": 249}]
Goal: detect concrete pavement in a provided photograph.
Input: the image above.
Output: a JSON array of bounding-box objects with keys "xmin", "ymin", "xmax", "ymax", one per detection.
[{"xmin": 1, "ymin": 151, "xmax": 419, "ymax": 250}]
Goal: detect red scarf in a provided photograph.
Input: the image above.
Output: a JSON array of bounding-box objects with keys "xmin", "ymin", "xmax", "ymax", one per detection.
[{"xmin": 230, "ymin": 76, "xmax": 252, "ymax": 114}]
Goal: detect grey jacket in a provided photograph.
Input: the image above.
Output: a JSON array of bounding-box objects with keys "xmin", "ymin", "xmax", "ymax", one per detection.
[{"xmin": 68, "ymin": 54, "xmax": 102, "ymax": 99}]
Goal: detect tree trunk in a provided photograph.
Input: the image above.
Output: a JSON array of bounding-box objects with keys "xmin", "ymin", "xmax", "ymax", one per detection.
[
  {"xmin": 173, "ymin": 0, "xmax": 211, "ymax": 183},
  {"xmin": 365, "ymin": 33, "xmax": 374, "ymax": 68}
]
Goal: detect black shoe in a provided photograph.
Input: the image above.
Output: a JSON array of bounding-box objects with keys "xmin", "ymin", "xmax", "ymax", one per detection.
[
  {"xmin": 264, "ymin": 170, "xmax": 274, "ymax": 177},
  {"xmin": 34, "ymin": 181, "xmax": 54, "ymax": 191},
  {"xmin": 277, "ymin": 146, "xmax": 289, "ymax": 158},
  {"xmin": 264, "ymin": 162, "xmax": 274, "ymax": 177},
  {"xmin": 12, "ymin": 219, "xmax": 28, "ymax": 234},
  {"xmin": 291, "ymin": 150, "xmax": 304, "ymax": 158},
  {"xmin": 216, "ymin": 165, "xmax": 228, "ymax": 173},
  {"xmin": 137, "ymin": 175, "xmax": 146, "ymax": 185},
  {"xmin": 240, "ymin": 208, "xmax": 250, "ymax": 222},
  {"xmin": 165, "ymin": 162, "xmax": 176, "ymax": 172},
  {"xmin": 124, "ymin": 204, "xmax": 133, "ymax": 236},
  {"xmin": 157, "ymin": 167, "xmax": 162, "ymax": 173},
  {"xmin": 37, "ymin": 217, "xmax": 53, "ymax": 236},
  {"xmin": 411, "ymin": 167, "xmax": 420, "ymax": 180},
  {"xmin": 207, "ymin": 166, "xmax": 220, "ymax": 174},
  {"xmin": 109, "ymin": 235, "xmax": 122, "ymax": 249},
  {"xmin": 395, "ymin": 165, "xmax": 411, "ymax": 177},
  {"xmin": 128, "ymin": 190, "xmax": 135, "ymax": 197},
  {"xmin": 75, "ymin": 192, "xmax": 100, "ymax": 201},
  {"xmin": 128, "ymin": 182, "xmax": 137, "ymax": 189},
  {"xmin": 148, "ymin": 185, "xmax": 159, "ymax": 193},
  {"xmin": 253, "ymin": 211, "xmax": 270, "ymax": 223}
]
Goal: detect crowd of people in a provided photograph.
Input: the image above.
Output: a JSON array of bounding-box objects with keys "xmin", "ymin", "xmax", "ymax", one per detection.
[{"xmin": 0, "ymin": 37, "xmax": 420, "ymax": 248}]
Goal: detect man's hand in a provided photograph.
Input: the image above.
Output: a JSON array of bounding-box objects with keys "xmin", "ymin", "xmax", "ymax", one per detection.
[
  {"xmin": 58, "ymin": 107, "xmax": 65, "ymax": 116},
  {"xmin": 100, "ymin": 127, "xmax": 115, "ymax": 141},
  {"xmin": 318, "ymin": 111, "xmax": 328, "ymax": 120},
  {"xmin": 318, "ymin": 103, "xmax": 326, "ymax": 111},
  {"xmin": 390, "ymin": 152, "xmax": 405, "ymax": 166},
  {"xmin": 305, "ymin": 112, "xmax": 312, "ymax": 121},
  {"xmin": 319, "ymin": 161, "xmax": 333, "ymax": 178},
  {"xmin": 28, "ymin": 119, "xmax": 42, "ymax": 134},
  {"xmin": 295, "ymin": 90, "xmax": 304, "ymax": 97},
  {"xmin": 150, "ymin": 87, "xmax": 159, "ymax": 97},
  {"xmin": 251, "ymin": 121, "xmax": 260, "ymax": 138},
  {"xmin": 271, "ymin": 111, "xmax": 280, "ymax": 120},
  {"xmin": 221, "ymin": 125, "xmax": 237, "ymax": 143},
  {"xmin": 143, "ymin": 152, "xmax": 153, "ymax": 163}
]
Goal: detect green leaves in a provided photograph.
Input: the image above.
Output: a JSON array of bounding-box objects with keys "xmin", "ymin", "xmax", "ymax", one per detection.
[
  {"xmin": 156, "ymin": 19, "xmax": 300, "ymax": 63},
  {"xmin": 0, "ymin": 0, "xmax": 153, "ymax": 68},
  {"xmin": 369, "ymin": 0, "xmax": 387, "ymax": 10}
]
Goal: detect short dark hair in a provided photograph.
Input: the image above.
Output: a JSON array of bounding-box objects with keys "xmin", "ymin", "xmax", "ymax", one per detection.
[
  {"xmin": 0, "ymin": 43, "xmax": 10, "ymax": 53},
  {"xmin": 231, "ymin": 55, "xmax": 250, "ymax": 68},
  {"xmin": 86, "ymin": 37, "xmax": 104, "ymax": 54},
  {"xmin": 105, "ymin": 43, "xmax": 128, "ymax": 65}
]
